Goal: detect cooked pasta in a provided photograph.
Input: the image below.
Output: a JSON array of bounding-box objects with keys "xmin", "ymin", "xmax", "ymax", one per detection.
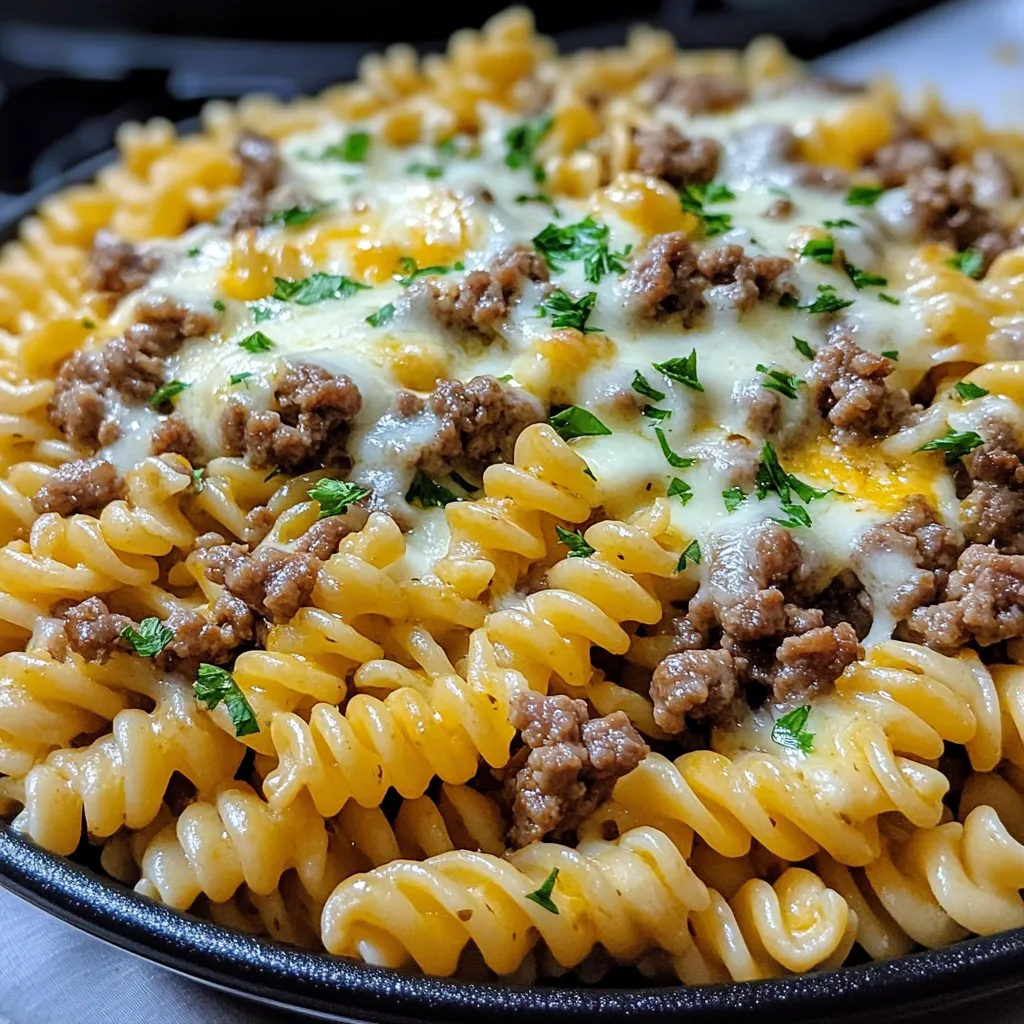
[{"xmin": 4, "ymin": 3, "xmax": 1024, "ymax": 993}]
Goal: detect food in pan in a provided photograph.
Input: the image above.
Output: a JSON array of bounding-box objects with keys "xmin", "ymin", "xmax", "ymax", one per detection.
[{"xmin": 2, "ymin": 6, "xmax": 1024, "ymax": 984}]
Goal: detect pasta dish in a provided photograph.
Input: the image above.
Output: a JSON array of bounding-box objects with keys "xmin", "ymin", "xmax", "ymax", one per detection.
[{"xmin": 3, "ymin": 6, "xmax": 1024, "ymax": 986}]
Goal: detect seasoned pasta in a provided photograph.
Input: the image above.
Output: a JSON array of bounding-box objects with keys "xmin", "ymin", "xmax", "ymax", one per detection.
[{"xmin": 4, "ymin": 3, "xmax": 1024, "ymax": 994}]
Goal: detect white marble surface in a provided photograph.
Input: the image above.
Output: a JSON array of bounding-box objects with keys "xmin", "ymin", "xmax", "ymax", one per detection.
[{"xmin": 3, "ymin": 1, "xmax": 1024, "ymax": 1020}]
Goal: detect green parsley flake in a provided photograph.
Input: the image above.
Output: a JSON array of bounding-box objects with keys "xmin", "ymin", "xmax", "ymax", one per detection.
[
  {"xmin": 549, "ymin": 406, "xmax": 612, "ymax": 442},
  {"xmin": 366, "ymin": 303, "xmax": 396, "ymax": 328},
  {"xmin": 793, "ymin": 337, "xmax": 816, "ymax": 359},
  {"xmin": 881, "ymin": 350, "xmax": 899, "ymax": 361},
  {"xmin": 800, "ymin": 237, "xmax": 835, "ymax": 265},
  {"xmin": 654, "ymin": 426, "xmax": 696, "ymax": 469},
  {"xmin": 722, "ymin": 487, "xmax": 746, "ymax": 513},
  {"xmin": 679, "ymin": 182, "xmax": 734, "ymax": 236},
  {"xmin": 150, "ymin": 380, "xmax": 190, "ymax": 409},
  {"xmin": 555, "ymin": 525, "xmax": 595, "ymax": 558},
  {"xmin": 946, "ymin": 248, "xmax": 985, "ymax": 279},
  {"xmin": 230, "ymin": 372, "xmax": 253, "ymax": 386},
  {"xmin": 396, "ymin": 256, "xmax": 453, "ymax": 287},
  {"xmin": 536, "ymin": 289, "xmax": 601, "ymax": 333},
  {"xmin": 666, "ymin": 477, "xmax": 693, "ymax": 505},
  {"xmin": 757, "ymin": 442, "xmax": 831, "ymax": 506},
  {"xmin": 845, "ymin": 262, "xmax": 887, "ymax": 290},
  {"xmin": 773, "ymin": 502, "xmax": 813, "ymax": 529},
  {"xmin": 954, "ymin": 380, "xmax": 989, "ymax": 401},
  {"xmin": 653, "ymin": 350, "xmax": 703, "ymax": 392},
  {"xmin": 782, "ymin": 285, "xmax": 855, "ymax": 315},
  {"xmin": 772, "ymin": 705, "xmax": 814, "ymax": 754},
  {"xmin": 515, "ymin": 193, "xmax": 561, "ymax": 216},
  {"xmin": 757, "ymin": 363, "xmax": 801, "ymax": 400},
  {"xmin": 406, "ymin": 162, "xmax": 443, "ymax": 179},
  {"xmin": 273, "ymin": 273, "xmax": 370, "ymax": 304},
  {"xmin": 212, "ymin": 299, "xmax": 226, "ymax": 312},
  {"xmin": 642, "ymin": 406, "xmax": 671, "ymax": 420},
  {"xmin": 308, "ymin": 478, "xmax": 372, "ymax": 519},
  {"xmin": 631, "ymin": 370, "xmax": 666, "ymax": 402},
  {"xmin": 120, "ymin": 617, "xmax": 174, "ymax": 658},
  {"xmin": 267, "ymin": 202, "xmax": 332, "ymax": 228},
  {"xmin": 309, "ymin": 131, "xmax": 371, "ymax": 163},
  {"xmin": 187, "ymin": 247, "xmax": 201, "ymax": 258},
  {"xmin": 194, "ymin": 664, "xmax": 259, "ymax": 737},
  {"xmin": 823, "ymin": 218, "xmax": 857, "ymax": 229},
  {"xmin": 406, "ymin": 471, "xmax": 459, "ymax": 509},
  {"xmin": 878, "ymin": 293, "xmax": 901, "ymax": 305},
  {"xmin": 524, "ymin": 867, "xmax": 560, "ymax": 914},
  {"xmin": 80, "ymin": 318, "xmax": 96, "ymax": 329},
  {"xmin": 675, "ymin": 538, "xmax": 701, "ymax": 572},
  {"xmin": 239, "ymin": 331, "xmax": 275, "ymax": 354},
  {"xmin": 532, "ymin": 216, "xmax": 630, "ymax": 283},
  {"xmin": 845, "ymin": 185, "xmax": 884, "ymax": 207},
  {"xmin": 191, "ymin": 468, "xmax": 204, "ymax": 493},
  {"xmin": 915, "ymin": 427, "xmax": 985, "ymax": 465},
  {"xmin": 505, "ymin": 115, "xmax": 553, "ymax": 182}
]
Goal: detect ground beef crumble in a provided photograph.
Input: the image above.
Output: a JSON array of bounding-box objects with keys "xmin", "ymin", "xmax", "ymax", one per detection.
[
  {"xmin": 958, "ymin": 419, "xmax": 1024, "ymax": 553},
  {"xmin": 504, "ymin": 691, "xmax": 648, "ymax": 847},
  {"xmin": 32, "ymin": 458, "xmax": 125, "ymax": 517},
  {"xmin": 220, "ymin": 363, "xmax": 362, "ymax": 472},
  {"xmin": 633, "ymin": 124, "xmax": 721, "ymax": 187},
  {"xmin": 87, "ymin": 230, "xmax": 160, "ymax": 296},
  {"xmin": 624, "ymin": 233, "xmax": 792, "ymax": 324},
  {"xmin": 222, "ymin": 131, "xmax": 282, "ymax": 232},
  {"xmin": 645, "ymin": 72, "xmax": 749, "ymax": 115}
]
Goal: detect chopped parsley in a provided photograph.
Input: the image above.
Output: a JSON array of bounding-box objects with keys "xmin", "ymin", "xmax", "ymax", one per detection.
[
  {"xmin": 396, "ymin": 256, "xmax": 454, "ymax": 287},
  {"xmin": 150, "ymin": 380, "xmax": 190, "ymax": 409},
  {"xmin": 406, "ymin": 471, "xmax": 459, "ymax": 509},
  {"xmin": 642, "ymin": 406, "xmax": 671, "ymax": 420},
  {"xmin": 823, "ymin": 218, "xmax": 857, "ymax": 229},
  {"xmin": 793, "ymin": 336, "xmax": 816, "ymax": 359},
  {"xmin": 308, "ymin": 478, "xmax": 371, "ymax": 519},
  {"xmin": 757, "ymin": 363, "xmax": 801, "ymax": 400},
  {"xmin": 238, "ymin": 330, "xmax": 275, "ymax": 353},
  {"xmin": 946, "ymin": 248, "xmax": 985, "ymax": 279},
  {"xmin": 229, "ymin": 372, "xmax": 253, "ymax": 386},
  {"xmin": 954, "ymin": 380, "xmax": 989, "ymax": 401},
  {"xmin": 307, "ymin": 131, "xmax": 372, "ymax": 163},
  {"xmin": 366, "ymin": 303, "xmax": 396, "ymax": 328},
  {"xmin": 915, "ymin": 427, "xmax": 985, "ymax": 465},
  {"xmin": 505, "ymin": 114, "xmax": 553, "ymax": 182},
  {"xmin": 800, "ymin": 237, "xmax": 835, "ymax": 265},
  {"xmin": 881, "ymin": 349, "xmax": 899, "ymax": 361},
  {"xmin": 631, "ymin": 370, "xmax": 666, "ymax": 402},
  {"xmin": 267, "ymin": 202, "xmax": 333, "ymax": 228},
  {"xmin": 532, "ymin": 216, "xmax": 630, "ymax": 282},
  {"xmin": 772, "ymin": 705, "xmax": 814, "ymax": 754},
  {"xmin": 878, "ymin": 292, "xmax": 901, "ymax": 305},
  {"xmin": 666, "ymin": 477, "xmax": 693, "ymax": 505},
  {"xmin": 515, "ymin": 193, "xmax": 560, "ymax": 216},
  {"xmin": 120, "ymin": 617, "xmax": 174, "ymax": 658},
  {"xmin": 80, "ymin": 318, "xmax": 96, "ymax": 329},
  {"xmin": 548, "ymin": 406, "xmax": 611, "ymax": 441},
  {"xmin": 679, "ymin": 181, "xmax": 734, "ymax": 236},
  {"xmin": 536, "ymin": 289, "xmax": 601, "ymax": 333},
  {"xmin": 435, "ymin": 138, "xmax": 458, "ymax": 157},
  {"xmin": 845, "ymin": 185, "xmax": 884, "ymax": 207},
  {"xmin": 249, "ymin": 299, "xmax": 279, "ymax": 323},
  {"xmin": 845, "ymin": 262, "xmax": 887, "ymax": 290},
  {"xmin": 653, "ymin": 350, "xmax": 703, "ymax": 392},
  {"xmin": 191, "ymin": 467, "xmax": 204, "ymax": 493},
  {"xmin": 654, "ymin": 426, "xmax": 696, "ymax": 469},
  {"xmin": 782, "ymin": 284, "xmax": 855, "ymax": 315},
  {"xmin": 675, "ymin": 538, "xmax": 701, "ymax": 572},
  {"xmin": 756, "ymin": 442, "xmax": 831, "ymax": 506},
  {"xmin": 272, "ymin": 273, "xmax": 370, "ymax": 304},
  {"xmin": 194, "ymin": 664, "xmax": 259, "ymax": 737},
  {"xmin": 722, "ymin": 487, "xmax": 746, "ymax": 513},
  {"xmin": 773, "ymin": 502, "xmax": 812, "ymax": 529},
  {"xmin": 187, "ymin": 247, "xmax": 201, "ymax": 258},
  {"xmin": 406, "ymin": 162, "xmax": 444, "ymax": 179},
  {"xmin": 524, "ymin": 867, "xmax": 560, "ymax": 914},
  {"xmin": 555, "ymin": 525, "xmax": 595, "ymax": 558}
]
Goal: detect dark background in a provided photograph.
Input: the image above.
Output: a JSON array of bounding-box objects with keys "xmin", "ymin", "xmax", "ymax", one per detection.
[{"xmin": 0, "ymin": 0, "xmax": 943, "ymax": 204}]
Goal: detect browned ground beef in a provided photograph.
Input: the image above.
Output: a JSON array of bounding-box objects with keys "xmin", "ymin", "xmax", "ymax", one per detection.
[
  {"xmin": 907, "ymin": 544, "xmax": 1024, "ymax": 648},
  {"xmin": 49, "ymin": 295, "xmax": 218, "ymax": 450},
  {"xmin": 852, "ymin": 496, "xmax": 963, "ymax": 620},
  {"xmin": 772, "ymin": 623, "xmax": 860, "ymax": 702},
  {"xmin": 870, "ymin": 138, "xmax": 949, "ymax": 188},
  {"xmin": 633, "ymin": 124, "xmax": 721, "ymax": 187},
  {"xmin": 504, "ymin": 691, "xmax": 648, "ymax": 847},
  {"xmin": 53, "ymin": 597, "xmax": 132, "ymax": 662},
  {"xmin": 410, "ymin": 245, "xmax": 548, "ymax": 339},
  {"xmin": 764, "ymin": 197, "xmax": 794, "ymax": 219},
  {"xmin": 806, "ymin": 331, "xmax": 912, "ymax": 445},
  {"xmin": 646, "ymin": 72, "xmax": 749, "ymax": 115},
  {"xmin": 220, "ymin": 363, "xmax": 362, "ymax": 472},
  {"xmin": 398, "ymin": 374, "xmax": 543, "ymax": 480},
  {"xmin": 292, "ymin": 517, "xmax": 351, "ymax": 559},
  {"xmin": 222, "ymin": 131, "xmax": 282, "ymax": 231},
  {"xmin": 87, "ymin": 230, "xmax": 160, "ymax": 296},
  {"xmin": 624, "ymin": 233, "xmax": 792, "ymax": 324},
  {"xmin": 32, "ymin": 458, "xmax": 125, "ymax": 517},
  {"xmin": 196, "ymin": 541, "xmax": 322, "ymax": 623},
  {"xmin": 650, "ymin": 649, "xmax": 743, "ymax": 732},
  {"xmin": 242, "ymin": 506, "xmax": 276, "ymax": 546},
  {"xmin": 151, "ymin": 412, "xmax": 200, "ymax": 462},
  {"xmin": 959, "ymin": 419, "xmax": 1024, "ymax": 552}
]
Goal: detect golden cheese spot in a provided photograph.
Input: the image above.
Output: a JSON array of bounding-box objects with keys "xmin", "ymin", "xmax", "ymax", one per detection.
[
  {"xmin": 375, "ymin": 338, "xmax": 450, "ymax": 390},
  {"xmin": 516, "ymin": 329, "xmax": 616, "ymax": 403},
  {"xmin": 785, "ymin": 435, "xmax": 938, "ymax": 512},
  {"xmin": 593, "ymin": 172, "xmax": 696, "ymax": 238},
  {"xmin": 966, "ymin": 360, "xmax": 1024, "ymax": 402},
  {"xmin": 795, "ymin": 97, "xmax": 895, "ymax": 172}
]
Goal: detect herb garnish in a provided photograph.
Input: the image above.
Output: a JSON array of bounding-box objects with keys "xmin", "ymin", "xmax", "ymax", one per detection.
[
  {"xmin": 406, "ymin": 471, "xmax": 459, "ymax": 509},
  {"xmin": 548, "ymin": 406, "xmax": 611, "ymax": 441},
  {"xmin": 667, "ymin": 477, "xmax": 693, "ymax": 505},
  {"xmin": 308, "ymin": 479, "xmax": 371, "ymax": 519},
  {"xmin": 845, "ymin": 185, "xmax": 884, "ymax": 207},
  {"xmin": 406, "ymin": 162, "xmax": 444, "ymax": 179},
  {"xmin": 878, "ymin": 293, "xmax": 901, "ymax": 305},
  {"xmin": 194, "ymin": 664, "xmax": 259, "ymax": 737},
  {"xmin": 653, "ymin": 350, "xmax": 703, "ymax": 392},
  {"xmin": 675, "ymin": 539, "xmax": 701, "ymax": 572},
  {"xmin": 366, "ymin": 303, "xmax": 396, "ymax": 328},
  {"xmin": 150, "ymin": 380, "xmax": 190, "ymax": 409},
  {"xmin": 654, "ymin": 426, "xmax": 696, "ymax": 469},
  {"xmin": 515, "ymin": 193, "xmax": 561, "ymax": 216},
  {"xmin": 121, "ymin": 618, "xmax": 174, "ymax": 658},
  {"xmin": 823, "ymin": 218, "xmax": 857, "ymax": 229},
  {"xmin": 793, "ymin": 337, "xmax": 815, "ymax": 359},
  {"xmin": 505, "ymin": 114, "xmax": 553, "ymax": 182},
  {"xmin": 915, "ymin": 427, "xmax": 985, "ymax": 464},
  {"xmin": 555, "ymin": 526, "xmax": 595, "ymax": 558},
  {"xmin": 230, "ymin": 372, "xmax": 253, "ymax": 386},
  {"xmin": 631, "ymin": 370, "xmax": 666, "ymax": 402},
  {"xmin": 781, "ymin": 284, "xmax": 855, "ymax": 315},
  {"xmin": 954, "ymin": 380, "xmax": 989, "ymax": 401},
  {"xmin": 772, "ymin": 705, "xmax": 814, "ymax": 754},
  {"xmin": 396, "ymin": 256, "xmax": 453, "ymax": 287},
  {"xmin": 845, "ymin": 263, "xmax": 887, "ymax": 290},
  {"xmin": 800, "ymin": 237, "xmax": 835, "ymax": 265},
  {"xmin": 536, "ymin": 289, "xmax": 601, "ymax": 333},
  {"xmin": 757, "ymin": 363, "xmax": 801, "ymax": 400},
  {"xmin": 191, "ymin": 468, "xmax": 204, "ymax": 493},
  {"xmin": 239, "ymin": 330, "xmax": 275, "ymax": 353},
  {"xmin": 881, "ymin": 350, "xmax": 899, "ymax": 361},
  {"xmin": 946, "ymin": 248, "xmax": 985, "ymax": 279},
  {"xmin": 273, "ymin": 273, "xmax": 370, "ymax": 304},
  {"xmin": 722, "ymin": 487, "xmax": 745, "ymax": 513},
  {"xmin": 642, "ymin": 406, "xmax": 671, "ymax": 420},
  {"xmin": 679, "ymin": 181, "xmax": 734, "ymax": 236},
  {"xmin": 213, "ymin": 299, "xmax": 225, "ymax": 312},
  {"xmin": 532, "ymin": 216, "xmax": 630, "ymax": 282},
  {"xmin": 756, "ymin": 442, "xmax": 831, "ymax": 506},
  {"xmin": 267, "ymin": 202, "xmax": 333, "ymax": 228},
  {"xmin": 524, "ymin": 867, "xmax": 560, "ymax": 914},
  {"xmin": 306, "ymin": 131, "xmax": 371, "ymax": 163}
]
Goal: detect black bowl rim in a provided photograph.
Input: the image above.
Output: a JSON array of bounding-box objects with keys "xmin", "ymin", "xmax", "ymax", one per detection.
[{"xmin": 3, "ymin": 124, "xmax": 1024, "ymax": 1024}]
